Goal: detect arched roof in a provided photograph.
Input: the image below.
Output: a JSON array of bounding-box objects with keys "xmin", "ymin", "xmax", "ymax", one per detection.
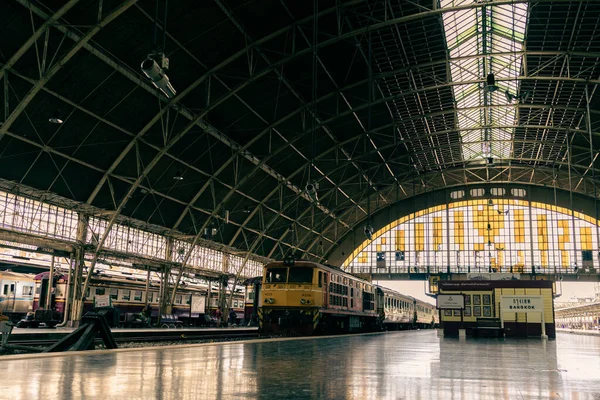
[{"xmin": 0, "ymin": 0, "xmax": 599, "ymax": 264}]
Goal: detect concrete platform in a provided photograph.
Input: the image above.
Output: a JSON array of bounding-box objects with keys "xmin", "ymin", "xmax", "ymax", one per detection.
[{"xmin": 1, "ymin": 330, "xmax": 600, "ymax": 399}]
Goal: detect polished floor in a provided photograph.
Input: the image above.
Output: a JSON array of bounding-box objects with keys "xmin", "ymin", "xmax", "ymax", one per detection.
[{"xmin": 1, "ymin": 330, "xmax": 599, "ymax": 399}]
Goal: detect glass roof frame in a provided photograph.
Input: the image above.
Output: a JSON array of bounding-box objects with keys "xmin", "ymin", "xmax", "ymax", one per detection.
[{"xmin": 441, "ymin": 0, "xmax": 530, "ymax": 161}]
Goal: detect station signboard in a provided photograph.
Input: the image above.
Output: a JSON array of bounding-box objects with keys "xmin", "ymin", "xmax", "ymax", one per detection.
[
  {"xmin": 500, "ymin": 295, "xmax": 543, "ymax": 312},
  {"xmin": 436, "ymin": 294, "xmax": 465, "ymax": 309}
]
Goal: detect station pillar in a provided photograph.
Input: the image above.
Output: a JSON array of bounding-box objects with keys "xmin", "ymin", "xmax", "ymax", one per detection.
[{"xmin": 69, "ymin": 246, "xmax": 86, "ymax": 327}]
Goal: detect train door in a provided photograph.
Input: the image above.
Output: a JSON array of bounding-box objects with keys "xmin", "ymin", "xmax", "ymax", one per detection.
[
  {"xmin": 2, "ymin": 281, "xmax": 16, "ymax": 313},
  {"xmin": 39, "ymin": 278, "xmax": 49, "ymax": 309}
]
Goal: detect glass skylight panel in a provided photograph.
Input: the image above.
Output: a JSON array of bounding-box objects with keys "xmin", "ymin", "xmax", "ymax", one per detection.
[{"xmin": 441, "ymin": 0, "xmax": 529, "ymax": 161}]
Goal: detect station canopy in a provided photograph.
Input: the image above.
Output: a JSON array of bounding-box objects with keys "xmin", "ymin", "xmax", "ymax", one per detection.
[{"xmin": 0, "ymin": 0, "xmax": 598, "ymax": 264}]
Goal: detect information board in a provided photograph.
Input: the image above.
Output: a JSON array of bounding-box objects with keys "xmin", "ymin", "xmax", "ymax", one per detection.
[{"xmin": 436, "ymin": 294, "xmax": 465, "ymax": 309}]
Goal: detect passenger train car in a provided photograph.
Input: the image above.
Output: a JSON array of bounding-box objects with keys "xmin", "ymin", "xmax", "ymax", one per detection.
[
  {"xmin": 0, "ymin": 271, "xmax": 35, "ymax": 319},
  {"xmin": 259, "ymin": 260, "xmax": 437, "ymax": 335},
  {"xmin": 1, "ymin": 269, "xmax": 245, "ymax": 326}
]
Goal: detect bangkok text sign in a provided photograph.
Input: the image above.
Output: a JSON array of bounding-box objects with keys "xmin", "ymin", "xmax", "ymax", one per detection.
[{"xmin": 500, "ymin": 295, "xmax": 543, "ymax": 312}]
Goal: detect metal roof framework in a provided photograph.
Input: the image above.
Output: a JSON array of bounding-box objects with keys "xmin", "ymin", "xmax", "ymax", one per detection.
[{"xmin": 0, "ymin": 0, "xmax": 598, "ymax": 267}]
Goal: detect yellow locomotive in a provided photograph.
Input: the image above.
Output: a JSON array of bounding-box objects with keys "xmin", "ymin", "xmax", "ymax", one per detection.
[{"xmin": 259, "ymin": 259, "xmax": 438, "ymax": 335}]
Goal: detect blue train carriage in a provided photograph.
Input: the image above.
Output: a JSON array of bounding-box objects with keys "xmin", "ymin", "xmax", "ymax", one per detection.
[
  {"xmin": 259, "ymin": 260, "xmax": 380, "ymax": 335},
  {"xmin": 0, "ymin": 271, "xmax": 35, "ymax": 321}
]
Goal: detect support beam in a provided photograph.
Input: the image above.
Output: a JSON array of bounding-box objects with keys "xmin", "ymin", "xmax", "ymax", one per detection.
[{"xmin": 0, "ymin": 0, "xmax": 137, "ymax": 143}]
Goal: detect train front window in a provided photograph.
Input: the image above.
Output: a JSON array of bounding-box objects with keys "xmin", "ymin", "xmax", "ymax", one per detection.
[
  {"xmin": 265, "ymin": 268, "xmax": 287, "ymax": 283},
  {"xmin": 288, "ymin": 267, "xmax": 313, "ymax": 283}
]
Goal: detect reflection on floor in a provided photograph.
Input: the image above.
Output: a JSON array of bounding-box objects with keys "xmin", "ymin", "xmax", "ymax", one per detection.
[{"xmin": 1, "ymin": 330, "xmax": 599, "ymax": 399}]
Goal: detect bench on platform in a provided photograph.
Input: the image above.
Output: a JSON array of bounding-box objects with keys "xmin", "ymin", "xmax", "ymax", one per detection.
[
  {"xmin": 472, "ymin": 318, "xmax": 505, "ymax": 338},
  {"xmin": 160, "ymin": 314, "xmax": 183, "ymax": 329}
]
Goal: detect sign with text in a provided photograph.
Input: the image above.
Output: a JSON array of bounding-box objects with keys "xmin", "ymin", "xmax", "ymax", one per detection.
[
  {"xmin": 500, "ymin": 295, "xmax": 543, "ymax": 312},
  {"xmin": 94, "ymin": 294, "xmax": 111, "ymax": 308},
  {"xmin": 437, "ymin": 294, "xmax": 465, "ymax": 309}
]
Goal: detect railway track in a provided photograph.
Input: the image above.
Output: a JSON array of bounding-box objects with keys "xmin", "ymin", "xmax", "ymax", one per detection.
[{"xmin": 5, "ymin": 328, "xmax": 259, "ymax": 347}]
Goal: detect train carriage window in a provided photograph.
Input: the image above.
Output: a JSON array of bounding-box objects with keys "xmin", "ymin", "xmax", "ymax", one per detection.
[
  {"xmin": 134, "ymin": 291, "xmax": 143, "ymax": 301},
  {"xmin": 234, "ymin": 301, "xmax": 238, "ymax": 308},
  {"xmin": 147, "ymin": 292, "xmax": 154, "ymax": 303},
  {"xmin": 186, "ymin": 295, "xmax": 191, "ymax": 305},
  {"xmin": 9, "ymin": 284, "xmax": 14, "ymax": 294},
  {"xmin": 122, "ymin": 290, "xmax": 131, "ymax": 301},
  {"xmin": 265, "ymin": 268, "xmax": 288, "ymax": 283},
  {"xmin": 288, "ymin": 267, "xmax": 313, "ymax": 283},
  {"xmin": 318, "ymin": 272, "xmax": 322, "ymax": 287},
  {"xmin": 96, "ymin": 288, "xmax": 105, "ymax": 296},
  {"xmin": 21, "ymin": 285, "xmax": 34, "ymax": 296},
  {"xmin": 85, "ymin": 288, "xmax": 90, "ymax": 298},
  {"xmin": 110, "ymin": 288, "xmax": 118, "ymax": 300},
  {"xmin": 176, "ymin": 294, "xmax": 182, "ymax": 305},
  {"xmin": 2, "ymin": 285, "xmax": 7, "ymax": 295}
]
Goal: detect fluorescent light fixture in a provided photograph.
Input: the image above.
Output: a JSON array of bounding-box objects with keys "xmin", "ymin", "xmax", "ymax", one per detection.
[{"xmin": 49, "ymin": 110, "xmax": 63, "ymax": 124}]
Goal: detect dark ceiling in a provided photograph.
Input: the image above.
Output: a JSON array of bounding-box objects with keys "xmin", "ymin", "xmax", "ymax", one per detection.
[{"xmin": 0, "ymin": 0, "xmax": 599, "ymax": 263}]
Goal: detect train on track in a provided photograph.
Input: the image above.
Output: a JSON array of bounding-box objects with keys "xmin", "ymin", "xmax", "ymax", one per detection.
[
  {"xmin": 258, "ymin": 260, "xmax": 438, "ymax": 335},
  {"xmin": 3, "ymin": 259, "xmax": 438, "ymax": 335},
  {"xmin": 0, "ymin": 269, "xmax": 245, "ymax": 327}
]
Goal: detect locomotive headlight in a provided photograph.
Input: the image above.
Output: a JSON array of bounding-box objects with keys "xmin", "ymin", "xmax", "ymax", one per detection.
[
  {"xmin": 300, "ymin": 298, "xmax": 306, "ymax": 305},
  {"xmin": 266, "ymin": 297, "xmax": 275, "ymax": 304}
]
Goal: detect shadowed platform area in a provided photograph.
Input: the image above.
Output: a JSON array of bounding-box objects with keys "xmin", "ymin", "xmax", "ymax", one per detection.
[{"xmin": 1, "ymin": 330, "xmax": 599, "ymax": 399}]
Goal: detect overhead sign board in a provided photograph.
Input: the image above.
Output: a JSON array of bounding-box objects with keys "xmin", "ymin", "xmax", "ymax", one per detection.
[
  {"xmin": 500, "ymin": 295, "xmax": 543, "ymax": 312},
  {"xmin": 436, "ymin": 294, "xmax": 465, "ymax": 309}
]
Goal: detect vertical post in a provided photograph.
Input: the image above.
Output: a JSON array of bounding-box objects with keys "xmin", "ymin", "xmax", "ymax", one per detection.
[
  {"xmin": 70, "ymin": 214, "xmax": 88, "ymax": 326},
  {"xmin": 585, "ymin": 85, "xmax": 598, "ymax": 273},
  {"xmin": 57, "ymin": 254, "xmax": 74, "ymax": 327},
  {"xmin": 161, "ymin": 265, "xmax": 170, "ymax": 315},
  {"xmin": 541, "ymin": 310, "xmax": 547, "ymax": 339},
  {"xmin": 206, "ymin": 278, "xmax": 212, "ymax": 315},
  {"xmin": 46, "ymin": 254, "xmax": 55, "ymax": 310},
  {"xmin": 446, "ymin": 198, "xmax": 451, "ymax": 274},
  {"xmin": 567, "ymin": 136, "xmax": 577, "ymax": 273},
  {"xmin": 221, "ymin": 254, "xmax": 230, "ymax": 314},
  {"xmin": 144, "ymin": 268, "xmax": 150, "ymax": 307},
  {"xmin": 528, "ymin": 196, "xmax": 535, "ymax": 273}
]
